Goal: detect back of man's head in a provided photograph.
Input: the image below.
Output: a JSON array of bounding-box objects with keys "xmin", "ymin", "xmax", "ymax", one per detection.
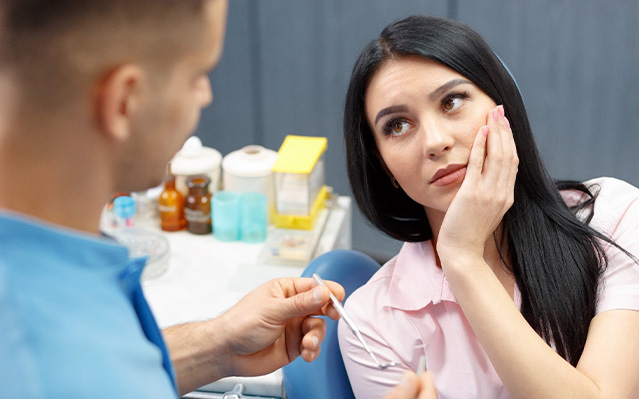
[{"xmin": 0, "ymin": 0, "xmax": 207, "ymax": 111}]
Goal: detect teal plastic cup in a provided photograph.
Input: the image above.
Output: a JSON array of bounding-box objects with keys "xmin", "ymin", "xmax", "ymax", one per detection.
[
  {"xmin": 240, "ymin": 192, "xmax": 267, "ymax": 243},
  {"xmin": 213, "ymin": 191, "xmax": 241, "ymax": 241}
]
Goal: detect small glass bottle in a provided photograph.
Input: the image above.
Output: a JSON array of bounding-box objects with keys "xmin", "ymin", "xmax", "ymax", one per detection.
[
  {"xmin": 158, "ymin": 172, "xmax": 186, "ymax": 232},
  {"xmin": 185, "ymin": 176, "xmax": 212, "ymax": 234}
]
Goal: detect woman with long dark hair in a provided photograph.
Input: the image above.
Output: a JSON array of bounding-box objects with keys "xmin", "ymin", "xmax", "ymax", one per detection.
[{"xmin": 339, "ymin": 15, "xmax": 639, "ymax": 398}]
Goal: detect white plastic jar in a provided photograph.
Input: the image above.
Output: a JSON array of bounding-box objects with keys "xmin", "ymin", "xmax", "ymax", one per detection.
[
  {"xmin": 170, "ymin": 136, "xmax": 222, "ymax": 196},
  {"xmin": 222, "ymin": 145, "xmax": 278, "ymax": 222}
]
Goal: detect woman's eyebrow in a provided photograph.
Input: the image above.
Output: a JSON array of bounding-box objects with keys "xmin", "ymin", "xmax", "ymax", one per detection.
[
  {"xmin": 428, "ymin": 78, "xmax": 472, "ymax": 101},
  {"xmin": 374, "ymin": 105, "xmax": 409, "ymax": 126}
]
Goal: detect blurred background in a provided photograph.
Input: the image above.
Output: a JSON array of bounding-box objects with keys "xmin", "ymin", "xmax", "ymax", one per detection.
[{"xmin": 193, "ymin": 0, "xmax": 639, "ymax": 262}]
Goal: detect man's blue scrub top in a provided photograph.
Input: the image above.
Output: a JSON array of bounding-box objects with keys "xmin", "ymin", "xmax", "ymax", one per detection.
[{"xmin": 0, "ymin": 211, "xmax": 177, "ymax": 398}]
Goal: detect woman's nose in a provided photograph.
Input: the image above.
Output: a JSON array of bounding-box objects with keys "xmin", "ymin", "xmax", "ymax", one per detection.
[{"xmin": 421, "ymin": 120, "xmax": 453, "ymax": 159}]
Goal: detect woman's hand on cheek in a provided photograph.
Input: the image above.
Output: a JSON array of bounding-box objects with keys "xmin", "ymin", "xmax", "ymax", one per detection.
[{"xmin": 436, "ymin": 105, "xmax": 518, "ymax": 265}]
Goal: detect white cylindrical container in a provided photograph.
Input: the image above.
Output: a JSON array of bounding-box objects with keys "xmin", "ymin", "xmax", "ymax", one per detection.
[
  {"xmin": 170, "ymin": 136, "xmax": 222, "ymax": 196},
  {"xmin": 222, "ymin": 145, "xmax": 278, "ymax": 222}
]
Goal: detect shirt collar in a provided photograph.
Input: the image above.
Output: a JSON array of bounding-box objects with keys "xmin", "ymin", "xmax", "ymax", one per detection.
[
  {"xmin": 382, "ymin": 240, "xmax": 523, "ymax": 311},
  {"xmin": 382, "ymin": 241, "xmax": 458, "ymax": 311},
  {"xmin": 0, "ymin": 209, "xmax": 131, "ymax": 271}
]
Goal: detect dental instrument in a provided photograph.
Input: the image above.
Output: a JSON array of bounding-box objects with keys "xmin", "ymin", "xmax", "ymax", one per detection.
[
  {"xmin": 416, "ymin": 354, "xmax": 426, "ymax": 375},
  {"xmin": 312, "ymin": 273, "xmax": 397, "ymax": 369}
]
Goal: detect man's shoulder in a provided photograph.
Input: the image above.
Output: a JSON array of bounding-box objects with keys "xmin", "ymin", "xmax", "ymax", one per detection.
[{"xmin": 0, "ymin": 263, "xmax": 43, "ymax": 397}]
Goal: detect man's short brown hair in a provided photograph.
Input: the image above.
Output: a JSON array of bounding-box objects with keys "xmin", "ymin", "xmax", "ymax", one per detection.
[{"xmin": 0, "ymin": 0, "xmax": 208, "ymax": 108}]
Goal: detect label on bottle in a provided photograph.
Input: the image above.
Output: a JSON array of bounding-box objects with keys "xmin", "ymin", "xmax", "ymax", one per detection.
[
  {"xmin": 158, "ymin": 204, "xmax": 178, "ymax": 213},
  {"xmin": 184, "ymin": 208, "xmax": 211, "ymax": 223}
]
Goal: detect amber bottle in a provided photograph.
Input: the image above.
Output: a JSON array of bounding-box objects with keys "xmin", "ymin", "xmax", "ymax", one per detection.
[
  {"xmin": 185, "ymin": 176, "xmax": 212, "ymax": 234},
  {"xmin": 158, "ymin": 173, "xmax": 186, "ymax": 231}
]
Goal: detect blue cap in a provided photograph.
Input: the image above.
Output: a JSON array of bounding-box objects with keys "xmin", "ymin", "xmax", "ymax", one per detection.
[{"xmin": 113, "ymin": 196, "xmax": 136, "ymax": 219}]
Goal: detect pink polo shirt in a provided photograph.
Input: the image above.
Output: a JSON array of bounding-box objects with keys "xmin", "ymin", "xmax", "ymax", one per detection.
[{"xmin": 338, "ymin": 177, "xmax": 639, "ymax": 398}]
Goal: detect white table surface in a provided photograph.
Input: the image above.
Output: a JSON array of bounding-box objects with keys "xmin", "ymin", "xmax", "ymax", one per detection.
[{"xmin": 140, "ymin": 196, "xmax": 351, "ymax": 397}]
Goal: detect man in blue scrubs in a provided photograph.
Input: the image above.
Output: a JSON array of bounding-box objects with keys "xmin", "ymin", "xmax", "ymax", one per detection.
[{"xmin": 0, "ymin": 1, "xmax": 346, "ymax": 397}]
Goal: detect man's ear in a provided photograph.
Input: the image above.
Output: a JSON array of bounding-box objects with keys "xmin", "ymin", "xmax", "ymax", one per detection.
[{"xmin": 94, "ymin": 64, "xmax": 146, "ymax": 143}]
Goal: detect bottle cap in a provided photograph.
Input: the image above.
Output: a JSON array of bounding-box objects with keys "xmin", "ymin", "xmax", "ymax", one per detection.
[
  {"xmin": 113, "ymin": 196, "xmax": 136, "ymax": 219},
  {"xmin": 222, "ymin": 145, "xmax": 278, "ymax": 178},
  {"xmin": 171, "ymin": 136, "xmax": 222, "ymax": 175},
  {"xmin": 186, "ymin": 175, "xmax": 211, "ymax": 190}
]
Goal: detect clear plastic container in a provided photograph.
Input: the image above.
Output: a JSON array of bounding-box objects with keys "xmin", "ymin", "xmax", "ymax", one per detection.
[
  {"xmin": 111, "ymin": 228, "xmax": 170, "ymax": 281},
  {"xmin": 258, "ymin": 228, "xmax": 317, "ymax": 265}
]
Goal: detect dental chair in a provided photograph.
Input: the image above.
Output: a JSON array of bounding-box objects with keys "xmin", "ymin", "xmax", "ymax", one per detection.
[{"xmin": 282, "ymin": 249, "xmax": 381, "ymax": 399}]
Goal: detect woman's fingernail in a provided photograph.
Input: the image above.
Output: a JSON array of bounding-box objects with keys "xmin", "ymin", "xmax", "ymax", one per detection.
[
  {"xmin": 504, "ymin": 117, "xmax": 510, "ymax": 130},
  {"xmin": 312, "ymin": 286, "xmax": 323, "ymax": 302},
  {"xmin": 310, "ymin": 351, "xmax": 315, "ymax": 360},
  {"xmin": 498, "ymin": 105, "xmax": 505, "ymax": 118},
  {"xmin": 481, "ymin": 125, "xmax": 489, "ymax": 137},
  {"xmin": 492, "ymin": 108, "xmax": 499, "ymax": 122},
  {"xmin": 312, "ymin": 336, "xmax": 319, "ymax": 349}
]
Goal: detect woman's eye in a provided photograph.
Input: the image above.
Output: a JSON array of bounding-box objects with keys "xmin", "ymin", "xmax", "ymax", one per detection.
[
  {"xmin": 441, "ymin": 92, "xmax": 469, "ymax": 113},
  {"xmin": 384, "ymin": 119, "xmax": 411, "ymax": 136},
  {"xmin": 443, "ymin": 97, "xmax": 463, "ymax": 112}
]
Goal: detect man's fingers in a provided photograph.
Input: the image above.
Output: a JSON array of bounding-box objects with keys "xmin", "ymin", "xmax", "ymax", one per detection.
[
  {"xmin": 284, "ymin": 277, "xmax": 345, "ymax": 301},
  {"xmin": 322, "ymin": 302, "xmax": 341, "ymax": 320},
  {"xmin": 277, "ymin": 278, "xmax": 345, "ymax": 319},
  {"xmin": 300, "ymin": 317, "xmax": 326, "ymax": 362}
]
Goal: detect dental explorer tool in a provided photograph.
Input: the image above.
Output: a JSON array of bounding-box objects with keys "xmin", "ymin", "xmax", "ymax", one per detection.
[{"xmin": 312, "ymin": 273, "xmax": 397, "ymax": 369}]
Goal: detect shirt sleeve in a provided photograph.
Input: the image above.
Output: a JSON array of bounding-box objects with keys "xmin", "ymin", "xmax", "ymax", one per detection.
[
  {"xmin": 591, "ymin": 178, "xmax": 639, "ymax": 314},
  {"xmin": 338, "ymin": 287, "xmax": 413, "ymax": 399}
]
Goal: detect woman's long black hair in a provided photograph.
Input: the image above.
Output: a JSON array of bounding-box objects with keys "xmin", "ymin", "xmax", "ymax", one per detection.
[{"xmin": 344, "ymin": 15, "xmax": 628, "ymax": 365}]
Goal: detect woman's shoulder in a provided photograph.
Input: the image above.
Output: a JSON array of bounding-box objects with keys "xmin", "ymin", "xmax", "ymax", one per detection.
[
  {"xmin": 579, "ymin": 178, "xmax": 639, "ymax": 314},
  {"xmin": 345, "ymin": 250, "xmax": 400, "ymax": 308},
  {"xmin": 356, "ymin": 240, "xmax": 431, "ymax": 281},
  {"xmin": 585, "ymin": 177, "xmax": 639, "ymax": 200},
  {"xmin": 561, "ymin": 177, "xmax": 638, "ymax": 203},
  {"xmin": 589, "ymin": 177, "xmax": 639, "ymax": 226},
  {"xmin": 345, "ymin": 241, "xmax": 437, "ymax": 314},
  {"xmin": 341, "ymin": 253, "xmax": 398, "ymax": 343},
  {"xmin": 561, "ymin": 177, "xmax": 639, "ymax": 229}
]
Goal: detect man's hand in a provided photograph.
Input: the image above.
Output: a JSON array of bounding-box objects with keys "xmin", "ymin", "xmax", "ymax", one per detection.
[
  {"xmin": 384, "ymin": 371, "xmax": 438, "ymax": 399},
  {"xmin": 216, "ymin": 277, "xmax": 345, "ymax": 377},
  {"xmin": 166, "ymin": 277, "xmax": 344, "ymax": 395}
]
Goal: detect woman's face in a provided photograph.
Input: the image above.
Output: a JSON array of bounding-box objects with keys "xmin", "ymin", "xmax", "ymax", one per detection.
[{"xmin": 365, "ymin": 55, "xmax": 497, "ymax": 220}]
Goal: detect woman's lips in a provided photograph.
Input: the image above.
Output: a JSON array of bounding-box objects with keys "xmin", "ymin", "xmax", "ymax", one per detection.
[{"xmin": 430, "ymin": 165, "xmax": 467, "ymax": 186}]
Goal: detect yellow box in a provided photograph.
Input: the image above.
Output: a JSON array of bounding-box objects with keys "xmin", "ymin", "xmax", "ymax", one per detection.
[
  {"xmin": 272, "ymin": 135, "xmax": 327, "ymax": 229},
  {"xmin": 272, "ymin": 186, "xmax": 328, "ymax": 230}
]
